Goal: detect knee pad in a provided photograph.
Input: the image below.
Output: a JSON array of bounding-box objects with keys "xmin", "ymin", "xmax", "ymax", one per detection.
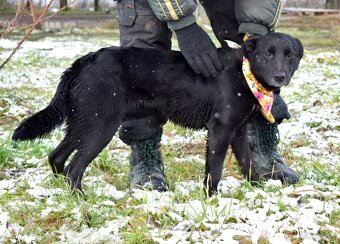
[{"xmin": 119, "ymin": 111, "xmax": 165, "ymax": 144}]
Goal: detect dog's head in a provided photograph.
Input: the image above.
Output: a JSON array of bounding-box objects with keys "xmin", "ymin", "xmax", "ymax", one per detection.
[{"xmin": 242, "ymin": 32, "xmax": 304, "ymax": 90}]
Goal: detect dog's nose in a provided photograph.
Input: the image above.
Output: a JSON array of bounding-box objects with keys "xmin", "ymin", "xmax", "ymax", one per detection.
[{"xmin": 274, "ymin": 73, "xmax": 286, "ymax": 82}]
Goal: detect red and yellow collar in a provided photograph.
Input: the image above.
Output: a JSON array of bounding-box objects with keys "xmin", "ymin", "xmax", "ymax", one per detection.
[{"xmin": 242, "ymin": 57, "xmax": 275, "ymax": 124}]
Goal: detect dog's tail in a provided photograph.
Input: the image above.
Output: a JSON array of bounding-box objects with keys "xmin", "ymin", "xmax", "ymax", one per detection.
[
  {"xmin": 12, "ymin": 75, "xmax": 71, "ymax": 141},
  {"xmin": 12, "ymin": 51, "xmax": 97, "ymax": 141}
]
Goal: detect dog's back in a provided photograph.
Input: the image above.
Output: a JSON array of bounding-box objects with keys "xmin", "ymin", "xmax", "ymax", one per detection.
[
  {"xmin": 12, "ymin": 48, "xmax": 110, "ymax": 141},
  {"xmin": 12, "ymin": 45, "xmax": 246, "ymax": 140}
]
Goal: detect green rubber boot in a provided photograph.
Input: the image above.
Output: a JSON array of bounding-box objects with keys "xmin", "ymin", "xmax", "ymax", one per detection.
[
  {"xmin": 128, "ymin": 129, "xmax": 167, "ymax": 191},
  {"xmin": 247, "ymin": 115, "xmax": 299, "ymax": 185}
]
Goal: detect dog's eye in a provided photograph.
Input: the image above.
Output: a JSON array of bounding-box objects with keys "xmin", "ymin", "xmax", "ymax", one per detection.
[
  {"xmin": 264, "ymin": 51, "xmax": 272, "ymax": 57},
  {"xmin": 286, "ymin": 52, "xmax": 293, "ymax": 58}
]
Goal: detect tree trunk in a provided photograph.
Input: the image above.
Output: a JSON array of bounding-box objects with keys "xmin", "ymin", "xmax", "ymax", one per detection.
[
  {"xmin": 335, "ymin": 0, "xmax": 339, "ymax": 8},
  {"xmin": 0, "ymin": 0, "xmax": 7, "ymax": 10},
  {"xmin": 60, "ymin": 0, "xmax": 68, "ymax": 10},
  {"xmin": 326, "ymin": 0, "xmax": 340, "ymax": 9},
  {"xmin": 94, "ymin": 0, "xmax": 100, "ymax": 11},
  {"xmin": 326, "ymin": 0, "xmax": 332, "ymax": 8}
]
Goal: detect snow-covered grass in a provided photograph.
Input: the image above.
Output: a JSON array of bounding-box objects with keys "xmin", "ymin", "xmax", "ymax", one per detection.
[{"xmin": 0, "ymin": 29, "xmax": 339, "ymax": 243}]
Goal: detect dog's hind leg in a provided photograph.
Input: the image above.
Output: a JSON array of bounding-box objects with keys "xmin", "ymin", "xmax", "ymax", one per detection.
[
  {"xmin": 204, "ymin": 124, "xmax": 231, "ymax": 197},
  {"xmin": 63, "ymin": 122, "xmax": 118, "ymax": 193},
  {"xmin": 48, "ymin": 133, "xmax": 76, "ymax": 174}
]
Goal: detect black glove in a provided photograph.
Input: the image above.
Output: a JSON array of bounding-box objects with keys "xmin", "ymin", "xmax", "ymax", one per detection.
[{"xmin": 175, "ymin": 23, "xmax": 223, "ymax": 78}]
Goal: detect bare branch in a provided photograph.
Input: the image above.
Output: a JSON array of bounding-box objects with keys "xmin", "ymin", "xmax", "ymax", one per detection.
[
  {"xmin": 28, "ymin": 0, "xmax": 37, "ymax": 23},
  {"xmin": 3, "ymin": 0, "xmax": 25, "ymax": 36},
  {"xmin": 0, "ymin": 0, "xmax": 77, "ymax": 69}
]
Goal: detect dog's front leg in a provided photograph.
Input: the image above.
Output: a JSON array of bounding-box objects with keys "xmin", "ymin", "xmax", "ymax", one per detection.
[
  {"xmin": 204, "ymin": 124, "xmax": 231, "ymax": 197},
  {"xmin": 231, "ymin": 126, "xmax": 253, "ymax": 181}
]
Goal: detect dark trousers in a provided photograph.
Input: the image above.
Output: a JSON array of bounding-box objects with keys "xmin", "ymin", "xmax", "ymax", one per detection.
[{"xmin": 118, "ymin": 0, "xmax": 241, "ymax": 49}]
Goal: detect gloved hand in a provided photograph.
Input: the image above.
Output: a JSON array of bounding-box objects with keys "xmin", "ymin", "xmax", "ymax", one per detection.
[{"xmin": 175, "ymin": 23, "xmax": 223, "ymax": 78}]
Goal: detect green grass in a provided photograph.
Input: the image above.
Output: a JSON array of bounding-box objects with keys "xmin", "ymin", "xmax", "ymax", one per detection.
[
  {"xmin": 277, "ymin": 27, "xmax": 339, "ymax": 49},
  {"xmin": 0, "ymin": 136, "xmax": 54, "ymax": 170},
  {"xmin": 277, "ymin": 15, "xmax": 340, "ymax": 50},
  {"xmin": 277, "ymin": 200, "xmax": 289, "ymax": 212},
  {"xmin": 317, "ymin": 228, "xmax": 340, "ymax": 244},
  {"xmin": 119, "ymin": 211, "xmax": 155, "ymax": 244},
  {"xmin": 88, "ymin": 148, "xmax": 130, "ymax": 191}
]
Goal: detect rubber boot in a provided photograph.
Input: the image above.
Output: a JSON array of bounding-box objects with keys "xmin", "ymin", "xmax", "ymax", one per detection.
[
  {"xmin": 128, "ymin": 129, "xmax": 167, "ymax": 191},
  {"xmin": 247, "ymin": 115, "xmax": 299, "ymax": 185}
]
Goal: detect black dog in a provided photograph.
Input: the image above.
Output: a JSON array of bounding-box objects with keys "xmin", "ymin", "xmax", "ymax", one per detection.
[{"xmin": 12, "ymin": 33, "xmax": 303, "ymax": 196}]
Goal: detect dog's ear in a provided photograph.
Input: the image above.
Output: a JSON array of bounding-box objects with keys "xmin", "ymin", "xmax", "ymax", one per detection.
[
  {"xmin": 290, "ymin": 37, "xmax": 304, "ymax": 74},
  {"xmin": 241, "ymin": 35, "xmax": 261, "ymax": 57},
  {"xmin": 294, "ymin": 38, "xmax": 304, "ymax": 59}
]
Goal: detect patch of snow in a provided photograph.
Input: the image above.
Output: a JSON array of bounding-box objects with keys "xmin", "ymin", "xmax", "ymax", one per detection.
[
  {"xmin": 265, "ymin": 179, "xmax": 283, "ymax": 188},
  {"xmin": 26, "ymin": 186, "xmax": 64, "ymax": 198},
  {"xmin": 58, "ymin": 217, "xmax": 129, "ymax": 243},
  {"xmin": 219, "ymin": 176, "xmax": 243, "ymax": 195}
]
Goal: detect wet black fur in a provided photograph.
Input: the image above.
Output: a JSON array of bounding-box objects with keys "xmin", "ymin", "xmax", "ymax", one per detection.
[{"xmin": 12, "ymin": 33, "xmax": 303, "ymax": 196}]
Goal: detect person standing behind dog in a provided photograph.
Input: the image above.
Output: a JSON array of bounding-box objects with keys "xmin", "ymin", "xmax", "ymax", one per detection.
[{"xmin": 116, "ymin": 0, "xmax": 299, "ymax": 191}]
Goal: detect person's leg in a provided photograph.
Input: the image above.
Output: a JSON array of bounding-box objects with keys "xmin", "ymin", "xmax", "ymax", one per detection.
[
  {"xmin": 201, "ymin": 0, "xmax": 298, "ymax": 184},
  {"xmin": 119, "ymin": 110, "xmax": 167, "ymax": 191},
  {"xmin": 200, "ymin": 0, "xmax": 243, "ymax": 46},
  {"xmin": 246, "ymin": 93, "xmax": 298, "ymax": 184},
  {"xmin": 118, "ymin": 0, "xmax": 171, "ymax": 191},
  {"xmin": 118, "ymin": 0, "xmax": 172, "ymax": 49}
]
